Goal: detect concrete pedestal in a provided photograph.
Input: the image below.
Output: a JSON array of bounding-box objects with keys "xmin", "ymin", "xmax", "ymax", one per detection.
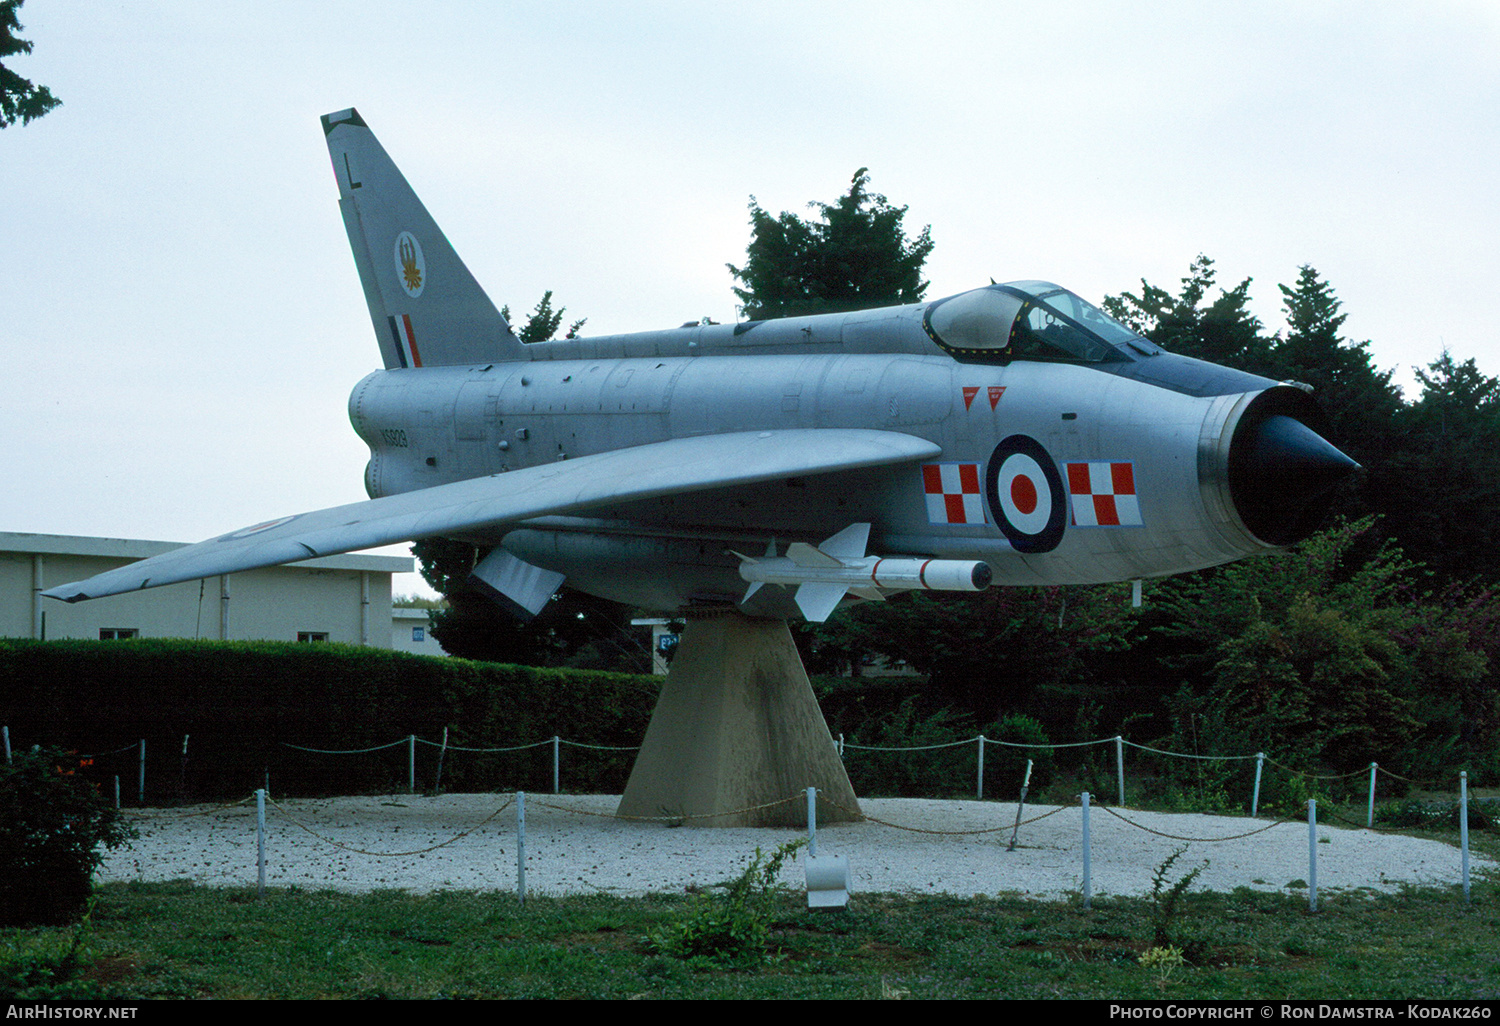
[{"xmin": 617, "ymin": 612, "xmax": 862, "ymax": 828}]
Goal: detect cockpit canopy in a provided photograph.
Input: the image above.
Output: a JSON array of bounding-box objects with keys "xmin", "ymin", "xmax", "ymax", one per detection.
[{"xmin": 923, "ymin": 282, "xmax": 1155, "ymax": 364}]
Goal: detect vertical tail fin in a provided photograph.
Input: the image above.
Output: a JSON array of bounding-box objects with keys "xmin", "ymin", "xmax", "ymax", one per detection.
[{"xmin": 322, "ymin": 108, "xmax": 523, "ymax": 368}]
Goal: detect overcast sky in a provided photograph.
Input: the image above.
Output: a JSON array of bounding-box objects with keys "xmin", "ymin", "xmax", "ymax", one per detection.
[{"xmin": 3, "ymin": 1, "xmax": 1496, "ymax": 598}]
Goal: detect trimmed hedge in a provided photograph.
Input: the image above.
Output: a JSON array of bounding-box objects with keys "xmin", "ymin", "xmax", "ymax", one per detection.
[
  {"xmin": 0, "ymin": 638, "xmax": 660, "ymax": 800},
  {"xmin": 1, "ymin": 640, "xmax": 1042, "ymax": 803}
]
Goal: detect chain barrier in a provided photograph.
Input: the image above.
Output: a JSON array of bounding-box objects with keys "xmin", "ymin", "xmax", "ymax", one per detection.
[{"xmin": 263, "ymin": 794, "xmax": 514, "ymax": 856}]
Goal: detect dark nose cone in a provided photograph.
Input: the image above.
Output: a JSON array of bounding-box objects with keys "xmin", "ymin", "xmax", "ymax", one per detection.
[{"xmin": 1230, "ymin": 412, "xmax": 1360, "ymax": 546}]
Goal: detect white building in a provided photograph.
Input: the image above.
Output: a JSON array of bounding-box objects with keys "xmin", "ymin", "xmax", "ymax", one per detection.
[
  {"xmin": 0, "ymin": 532, "xmax": 412, "ymax": 647},
  {"xmin": 390, "ymin": 605, "xmax": 452, "ymax": 656}
]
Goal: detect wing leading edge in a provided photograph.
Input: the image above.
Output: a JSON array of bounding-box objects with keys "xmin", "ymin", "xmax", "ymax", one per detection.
[{"xmin": 43, "ymin": 429, "xmax": 941, "ymax": 603}]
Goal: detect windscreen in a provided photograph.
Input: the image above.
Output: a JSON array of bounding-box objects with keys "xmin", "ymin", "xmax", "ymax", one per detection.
[{"xmin": 923, "ymin": 284, "xmax": 1132, "ymax": 364}]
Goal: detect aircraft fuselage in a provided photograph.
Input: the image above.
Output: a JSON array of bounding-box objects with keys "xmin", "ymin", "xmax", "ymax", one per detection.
[{"xmin": 349, "ymin": 297, "xmax": 1337, "ymax": 616}]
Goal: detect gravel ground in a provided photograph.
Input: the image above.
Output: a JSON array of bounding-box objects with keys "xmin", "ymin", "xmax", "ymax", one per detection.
[{"xmin": 98, "ymin": 793, "xmax": 1490, "ymax": 901}]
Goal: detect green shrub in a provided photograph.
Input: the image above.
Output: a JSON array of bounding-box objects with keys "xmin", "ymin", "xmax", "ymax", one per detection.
[
  {"xmin": 0, "ymin": 907, "xmax": 107, "ymax": 998},
  {"xmin": 980, "ymin": 713, "xmax": 1054, "ymax": 797},
  {"xmin": 842, "ymin": 698, "xmax": 976, "ymax": 796},
  {"xmin": 645, "ymin": 841, "xmax": 805, "ymax": 967},
  {"xmin": 0, "ymin": 748, "xmax": 135, "ymax": 926}
]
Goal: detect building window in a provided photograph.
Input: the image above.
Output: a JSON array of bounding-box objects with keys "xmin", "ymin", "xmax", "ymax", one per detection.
[
  {"xmin": 99, "ymin": 628, "xmax": 139, "ymax": 641},
  {"xmin": 412, "ymin": 626, "xmax": 425, "ymax": 643},
  {"xmin": 297, "ymin": 632, "xmax": 329, "ymax": 643}
]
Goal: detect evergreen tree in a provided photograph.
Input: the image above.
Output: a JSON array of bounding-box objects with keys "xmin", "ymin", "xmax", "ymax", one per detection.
[
  {"xmin": 500, "ymin": 291, "xmax": 585, "ymax": 344},
  {"xmin": 727, "ymin": 168, "xmax": 934, "ymax": 320},
  {"xmin": 1103, "ymin": 255, "xmax": 1267, "ymax": 370},
  {"xmin": 0, "ymin": 1, "xmax": 59, "ymax": 129},
  {"xmin": 1266, "ymin": 265, "xmax": 1403, "ymax": 463},
  {"xmin": 1375, "ymin": 352, "xmax": 1500, "ymax": 584}
]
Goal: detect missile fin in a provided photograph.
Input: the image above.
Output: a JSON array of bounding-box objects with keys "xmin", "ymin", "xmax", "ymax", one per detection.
[
  {"xmin": 795, "ymin": 582, "xmax": 849, "ymax": 622},
  {"xmin": 819, "ymin": 523, "xmax": 871, "ymax": 561}
]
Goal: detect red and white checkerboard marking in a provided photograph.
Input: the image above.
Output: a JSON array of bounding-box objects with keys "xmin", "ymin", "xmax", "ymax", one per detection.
[
  {"xmin": 1065, "ymin": 461, "xmax": 1143, "ymax": 526},
  {"xmin": 922, "ymin": 463, "xmax": 986, "ymax": 525}
]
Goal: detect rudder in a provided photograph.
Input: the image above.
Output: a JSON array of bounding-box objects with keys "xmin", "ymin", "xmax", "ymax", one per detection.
[{"xmin": 322, "ymin": 108, "xmax": 522, "ymax": 368}]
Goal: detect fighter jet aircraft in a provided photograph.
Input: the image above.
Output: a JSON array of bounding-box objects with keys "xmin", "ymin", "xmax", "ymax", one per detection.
[{"xmin": 45, "ymin": 108, "xmax": 1359, "ymax": 623}]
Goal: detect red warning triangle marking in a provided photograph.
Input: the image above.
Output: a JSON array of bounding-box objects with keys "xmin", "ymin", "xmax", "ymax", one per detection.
[
  {"xmin": 988, "ymin": 385, "xmax": 1006, "ymax": 410},
  {"xmin": 962, "ymin": 386, "xmax": 979, "ymax": 410}
]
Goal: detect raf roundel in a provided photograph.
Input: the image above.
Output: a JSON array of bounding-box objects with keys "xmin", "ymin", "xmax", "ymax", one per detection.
[
  {"xmin": 394, "ymin": 230, "xmax": 426, "ymax": 298},
  {"xmin": 985, "ymin": 435, "xmax": 1066, "ymax": 553}
]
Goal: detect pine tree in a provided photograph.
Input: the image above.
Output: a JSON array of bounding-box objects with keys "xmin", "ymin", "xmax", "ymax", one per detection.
[
  {"xmin": 727, "ymin": 168, "xmax": 934, "ymax": 320},
  {"xmin": 1103, "ymin": 255, "xmax": 1266, "ymax": 369},
  {"xmin": 0, "ymin": 1, "xmax": 60, "ymax": 129}
]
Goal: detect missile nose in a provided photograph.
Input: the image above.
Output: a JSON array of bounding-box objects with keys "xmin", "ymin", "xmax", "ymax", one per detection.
[{"xmin": 1229, "ymin": 412, "xmax": 1359, "ymax": 547}]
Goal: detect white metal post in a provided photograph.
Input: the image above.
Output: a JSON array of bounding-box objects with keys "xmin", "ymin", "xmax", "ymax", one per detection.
[
  {"xmin": 256, "ymin": 788, "xmax": 267, "ymax": 898},
  {"xmin": 1115, "ymin": 736, "xmax": 1125, "ymax": 806},
  {"xmin": 1367, "ymin": 762, "xmax": 1378, "ymax": 828},
  {"xmin": 1252, "ymin": 752, "xmax": 1265, "ymax": 816},
  {"xmin": 2, "ymin": 725, "xmax": 9, "ymax": 764},
  {"xmin": 1460, "ymin": 771, "xmax": 1470, "ymax": 904},
  {"xmin": 433, "ymin": 726, "xmax": 449, "ymax": 793},
  {"xmin": 1308, "ymin": 799, "xmax": 1318, "ymax": 912},
  {"xmin": 807, "ymin": 786, "xmax": 818, "ymax": 856},
  {"xmin": 1007, "ymin": 759, "xmax": 1033, "ymax": 852},
  {"xmin": 552, "ymin": 736, "xmax": 560, "ymax": 794},
  {"xmin": 408, "ymin": 734, "xmax": 415, "ymax": 793},
  {"xmin": 1080, "ymin": 792, "xmax": 1092, "ymax": 909},
  {"xmin": 516, "ymin": 791, "xmax": 527, "ymax": 905},
  {"xmin": 138, "ymin": 739, "xmax": 145, "ymax": 805},
  {"xmin": 976, "ymin": 736, "xmax": 985, "ymax": 799}
]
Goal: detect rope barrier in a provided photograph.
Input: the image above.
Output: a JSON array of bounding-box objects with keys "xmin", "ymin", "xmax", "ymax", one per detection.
[
  {"xmin": 603, "ymin": 793, "xmax": 806, "ymax": 824},
  {"xmin": 419, "ymin": 739, "xmax": 551, "ymax": 753},
  {"xmin": 819, "ymin": 794, "xmax": 1070, "ymax": 836},
  {"xmin": 263, "ymin": 794, "xmax": 514, "ymax": 856},
  {"xmin": 1122, "ymin": 740, "xmax": 1260, "ymax": 761},
  {"xmin": 76, "ymin": 742, "xmax": 139, "ymax": 759},
  {"xmin": 1093, "ymin": 802, "xmax": 1294, "ymax": 842},
  {"xmin": 281, "ymin": 740, "xmax": 407, "ymax": 755},
  {"xmin": 18, "ymin": 727, "xmax": 1481, "ymax": 815},
  {"xmin": 126, "ymin": 795, "xmax": 254, "ymax": 819},
  {"xmin": 842, "ymin": 737, "xmax": 974, "ymax": 753},
  {"xmin": 1261, "ymin": 756, "xmax": 1369, "ymax": 780}
]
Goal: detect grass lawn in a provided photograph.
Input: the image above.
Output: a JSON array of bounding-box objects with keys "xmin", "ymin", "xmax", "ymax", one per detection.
[{"xmin": 4, "ymin": 872, "xmax": 1499, "ymax": 1000}]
